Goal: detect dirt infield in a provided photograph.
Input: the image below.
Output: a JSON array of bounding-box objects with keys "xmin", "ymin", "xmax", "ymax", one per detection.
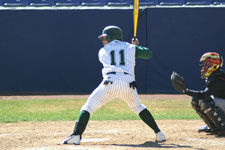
[
  {"xmin": 1, "ymin": 120, "xmax": 225, "ymax": 150},
  {"xmin": 1, "ymin": 94, "xmax": 225, "ymax": 150}
]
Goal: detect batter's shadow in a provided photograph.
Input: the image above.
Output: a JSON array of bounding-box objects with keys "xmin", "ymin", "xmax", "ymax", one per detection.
[{"xmin": 105, "ymin": 141, "xmax": 207, "ymax": 150}]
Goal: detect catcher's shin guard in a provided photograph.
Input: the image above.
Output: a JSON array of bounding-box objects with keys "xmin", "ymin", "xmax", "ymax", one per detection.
[
  {"xmin": 199, "ymin": 98, "xmax": 225, "ymax": 130},
  {"xmin": 196, "ymin": 111, "xmax": 218, "ymax": 131},
  {"xmin": 191, "ymin": 97, "xmax": 218, "ymax": 131},
  {"xmin": 205, "ymin": 106, "xmax": 225, "ymax": 130}
]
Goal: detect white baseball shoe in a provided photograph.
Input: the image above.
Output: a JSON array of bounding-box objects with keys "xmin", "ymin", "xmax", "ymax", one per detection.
[
  {"xmin": 155, "ymin": 131, "xmax": 166, "ymax": 142},
  {"xmin": 62, "ymin": 134, "xmax": 81, "ymax": 145}
]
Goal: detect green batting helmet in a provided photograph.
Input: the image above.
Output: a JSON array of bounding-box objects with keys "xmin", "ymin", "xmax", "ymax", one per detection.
[{"xmin": 98, "ymin": 26, "xmax": 123, "ymax": 42}]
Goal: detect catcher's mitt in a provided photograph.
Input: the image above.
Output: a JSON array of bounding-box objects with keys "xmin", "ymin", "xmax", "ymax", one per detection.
[{"xmin": 171, "ymin": 72, "xmax": 186, "ymax": 93}]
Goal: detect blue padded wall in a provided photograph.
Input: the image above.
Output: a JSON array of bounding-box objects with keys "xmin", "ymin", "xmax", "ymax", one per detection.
[
  {"xmin": 146, "ymin": 8, "xmax": 225, "ymax": 93},
  {"xmin": 0, "ymin": 8, "xmax": 224, "ymax": 94},
  {"xmin": 0, "ymin": 9, "xmax": 136, "ymax": 94}
]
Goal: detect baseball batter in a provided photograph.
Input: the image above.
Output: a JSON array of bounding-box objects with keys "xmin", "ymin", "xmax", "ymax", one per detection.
[{"xmin": 62, "ymin": 25, "xmax": 166, "ymax": 145}]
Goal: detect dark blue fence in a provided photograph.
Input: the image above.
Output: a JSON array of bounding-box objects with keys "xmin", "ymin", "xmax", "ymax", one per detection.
[
  {"xmin": 146, "ymin": 7, "xmax": 225, "ymax": 93},
  {"xmin": 0, "ymin": 7, "xmax": 224, "ymax": 95}
]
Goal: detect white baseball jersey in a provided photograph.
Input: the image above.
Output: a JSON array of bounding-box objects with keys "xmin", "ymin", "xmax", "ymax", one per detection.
[
  {"xmin": 99, "ymin": 40, "xmax": 136, "ymax": 78},
  {"xmin": 81, "ymin": 40, "xmax": 147, "ymax": 115}
]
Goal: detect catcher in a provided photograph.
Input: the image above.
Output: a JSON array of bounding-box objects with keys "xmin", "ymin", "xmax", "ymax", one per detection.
[{"xmin": 171, "ymin": 52, "xmax": 225, "ymax": 134}]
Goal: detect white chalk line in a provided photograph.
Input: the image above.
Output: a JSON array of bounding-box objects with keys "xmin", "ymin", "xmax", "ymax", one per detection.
[
  {"xmin": 82, "ymin": 138, "xmax": 110, "ymax": 142},
  {"xmin": 25, "ymin": 146, "xmax": 88, "ymax": 150},
  {"xmin": 0, "ymin": 129, "xmax": 121, "ymax": 137},
  {"xmin": 0, "ymin": 133, "xmax": 21, "ymax": 137},
  {"xmin": 87, "ymin": 129, "xmax": 120, "ymax": 133},
  {"xmin": 1, "ymin": 129, "xmax": 121, "ymax": 150},
  {"xmin": 24, "ymin": 138, "xmax": 110, "ymax": 150},
  {"xmin": 0, "ymin": 132, "xmax": 68, "ymax": 137}
]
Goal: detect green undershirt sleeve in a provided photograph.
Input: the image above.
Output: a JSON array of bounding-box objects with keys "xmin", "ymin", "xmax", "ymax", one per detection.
[{"xmin": 135, "ymin": 45, "xmax": 153, "ymax": 59}]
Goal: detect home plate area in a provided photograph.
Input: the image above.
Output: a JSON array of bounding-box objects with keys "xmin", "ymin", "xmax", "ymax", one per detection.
[{"xmin": 1, "ymin": 120, "xmax": 225, "ymax": 150}]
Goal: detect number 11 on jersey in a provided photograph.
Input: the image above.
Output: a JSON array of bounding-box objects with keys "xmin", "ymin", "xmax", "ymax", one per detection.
[{"xmin": 110, "ymin": 50, "xmax": 125, "ymax": 66}]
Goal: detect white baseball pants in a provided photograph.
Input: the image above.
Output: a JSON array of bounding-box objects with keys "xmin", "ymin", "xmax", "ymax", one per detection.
[{"xmin": 81, "ymin": 72, "xmax": 146, "ymax": 115}]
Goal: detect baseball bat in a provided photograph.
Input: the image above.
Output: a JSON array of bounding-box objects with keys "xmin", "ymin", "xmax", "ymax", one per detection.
[{"xmin": 133, "ymin": 0, "xmax": 139, "ymax": 40}]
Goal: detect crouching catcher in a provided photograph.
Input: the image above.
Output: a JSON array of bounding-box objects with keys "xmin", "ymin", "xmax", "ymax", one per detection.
[{"xmin": 171, "ymin": 52, "xmax": 225, "ymax": 135}]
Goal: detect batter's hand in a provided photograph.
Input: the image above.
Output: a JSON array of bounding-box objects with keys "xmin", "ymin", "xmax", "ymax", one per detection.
[{"xmin": 132, "ymin": 37, "xmax": 139, "ymax": 45}]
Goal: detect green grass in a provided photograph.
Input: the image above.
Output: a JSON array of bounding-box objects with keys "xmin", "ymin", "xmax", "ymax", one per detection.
[{"xmin": 0, "ymin": 98, "xmax": 200, "ymax": 123}]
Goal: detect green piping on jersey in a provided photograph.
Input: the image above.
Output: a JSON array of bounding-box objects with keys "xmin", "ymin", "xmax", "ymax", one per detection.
[{"xmin": 135, "ymin": 46, "xmax": 152, "ymax": 59}]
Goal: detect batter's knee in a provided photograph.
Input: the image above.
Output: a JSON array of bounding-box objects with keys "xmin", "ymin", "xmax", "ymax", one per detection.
[
  {"xmin": 130, "ymin": 104, "xmax": 146, "ymax": 115},
  {"xmin": 80, "ymin": 105, "xmax": 94, "ymax": 115}
]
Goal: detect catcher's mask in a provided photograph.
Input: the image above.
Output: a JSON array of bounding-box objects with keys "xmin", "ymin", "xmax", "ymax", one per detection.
[
  {"xmin": 98, "ymin": 26, "xmax": 123, "ymax": 42},
  {"xmin": 200, "ymin": 52, "xmax": 223, "ymax": 78}
]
